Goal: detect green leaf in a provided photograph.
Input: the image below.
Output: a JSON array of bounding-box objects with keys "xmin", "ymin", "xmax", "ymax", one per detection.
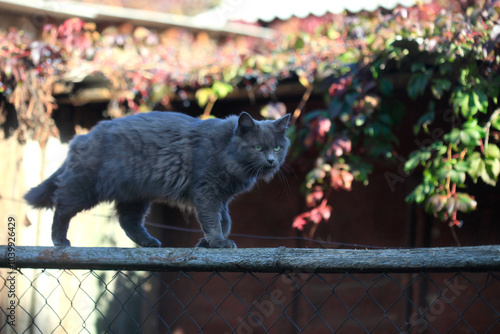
[
  {"xmin": 338, "ymin": 49, "xmax": 360, "ymax": 63},
  {"xmin": 485, "ymin": 158, "xmax": 500, "ymax": 181},
  {"xmin": 195, "ymin": 88, "xmax": 215, "ymax": 107},
  {"xmin": 408, "ymin": 72, "xmax": 431, "ymax": 100},
  {"xmin": 437, "ymin": 167, "xmax": 450, "ymax": 181},
  {"xmin": 492, "ymin": 112, "xmax": 500, "ymax": 131},
  {"xmin": 431, "ymin": 79, "xmax": 451, "ymax": 100},
  {"xmin": 460, "ymin": 128, "xmax": 483, "ymax": 146},
  {"xmin": 414, "ymin": 110, "xmax": 435, "ymax": 135},
  {"xmin": 222, "ymin": 65, "xmax": 238, "ymax": 83},
  {"xmin": 460, "ymin": 91, "xmax": 481, "ymax": 117},
  {"xmin": 327, "ymin": 27, "xmax": 340, "ymax": 39},
  {"xmin": 434, "ymin": 142, "xmax": 448, "ymax": 155},
  {"xmin": 379, "ymin": 77, "xmax": 393, "ymax": 96},
  {"xmin": 459, "ymin": 130, "xmax": 472, "ymax": 146},
  {"xmin": 455, "ymin": 193, "xmax": 477, "ymax": 213},
  {"xmin": 462, "ymin": 118, "xmax": 478, "ymax": 128},
  {"xmin": 453, "ymin": 161, "xmax": 470, "ymax": 173},
  {"xmin": 453, "ymin": 90, "xmax": 469, "ymax": 117},
  {"xmin": 449, "ymin": 169, "xmax": 466, "ymax": 184},
  {"xmin": 411, "ymin": 62, "xmax": 426, "ymax": 73},
  {"xmin": 485, "ymin": 144, "xmax": 500, "ymax": 159},
  {"xmin": 404, "ymin": 152, "xmax": 422, "ymax": 172},
  {"xmin": 472, "ymin": 90, "xmax": 488, "ymax": 114},
  {"xmin": 481, "ymin": 159, "xmax": 500, "ymax": 186},
  {"xmin": 294, "ymin": 36, "xmax": 306, "ymax": 49},
  {"xmin": 462, "ymin": 120, "xmax": 485, "ymax": 139},
  {"xmin": 458, "ymin": 68, "xmax": 469, "ymax": 86},
  {"xmin": 406, "ymin": 184, "xmax": 426, "ymax": 204},
  {"xmin": 211, "ymin": 81, "xmax": 233, "ymax": 99},
  {"xmin": 469, "ymin": 158, "xmax": 485, "ymax": 183},
  {"xmin": 444, "ymin": 128, "xmax": 461, "ymax": 144},
  {"xmin": 438, "ymin": 63, "xmax": 453, "ymax": 75},
  {"xmin": 151, "ymin": 84, "xmax": 169, "ymax": 103},
  {"xmin": 480, "ymin": 169, "xmax": 495, "ymax": 185},
  {"xmin": 467, "ymin": 151, "xmax": 482, "ymax": 178}
]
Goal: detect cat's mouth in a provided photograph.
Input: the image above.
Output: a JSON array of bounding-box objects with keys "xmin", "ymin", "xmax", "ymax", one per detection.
[
  {"xmin": 261, "ymin": 165, "xmax": 278, "ymax": 178},
  {"xmin": 260, "ymin": 167, "xmax": 278, "ymax": 182},
  {"xmin": 262, "ymin": 165, "xmax": 277, "ymax": 173},
  {"xmin": 246, "ymin": 163, "xmax": 277, "ymax": 180}
]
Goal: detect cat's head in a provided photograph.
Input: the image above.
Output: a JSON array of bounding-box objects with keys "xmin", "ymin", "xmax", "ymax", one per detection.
[{"xmin": 229, "ymin": 112, "xmax": 290, "ymax": 182}]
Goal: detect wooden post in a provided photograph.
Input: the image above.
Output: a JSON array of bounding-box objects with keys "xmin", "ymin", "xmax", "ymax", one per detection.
[{"xmin": 1, "ymin": 246, "xmax": 500, "ymax": 273}]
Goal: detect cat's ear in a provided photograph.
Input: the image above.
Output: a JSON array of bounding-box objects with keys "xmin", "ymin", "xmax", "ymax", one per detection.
[
  {"xmin": 273, "ymin": 114, "xmax": 290, "ymax": 133},
  {"xmin": 236, "ymin": 112, "xmax": 256, "ymax": 134}
]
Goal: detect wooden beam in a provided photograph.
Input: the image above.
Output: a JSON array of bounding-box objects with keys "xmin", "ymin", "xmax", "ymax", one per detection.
[
  {"xmin": 54, "ymin": 81, "xmax": 308, "ymax": 106},
  {"xmin": 2, "ymin": 246, "xmax": 500, "ymax": 273}
]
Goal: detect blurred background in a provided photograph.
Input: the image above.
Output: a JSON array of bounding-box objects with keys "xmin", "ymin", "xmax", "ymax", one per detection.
[{"xmin": 1, "ymin": 0, "xmax": 499, "ymax": 332}]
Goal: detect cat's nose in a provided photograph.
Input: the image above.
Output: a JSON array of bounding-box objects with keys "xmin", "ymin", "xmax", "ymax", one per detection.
[{"xmin": 267, "ymin": 158, "xmax": 275, "ymax": 165}]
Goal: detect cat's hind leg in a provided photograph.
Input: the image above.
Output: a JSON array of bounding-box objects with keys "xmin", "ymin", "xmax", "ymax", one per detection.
[
  {"xmin": 115, "ymin": 201, "xmax": 161, "ymax": 247},
  {"xmin": 52, "ymin": 205, "xmax": 78, "ymax": 247},
  {"xmin": 52, "ymin": 182, "xmax": 98, "ymax": 247}
]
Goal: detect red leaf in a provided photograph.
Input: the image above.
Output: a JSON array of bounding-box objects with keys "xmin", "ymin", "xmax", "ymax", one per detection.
[
  {"xmin": 309, "ymin": 209, "xmax": 323, "ymax": 224},
  {"xmin": 316, "ymin": 199, "xmax": 332, "ymax": 221},
  {"xmin": 317, "ymin": 117, "xmax": 331, "ymax": 138},
  {"xmin": 330, "ymin": 169, "xmax": 353, "ymax": 191},
  {"xmin": 306, "ymin": 186, "xmax": 323, "ymax": 206},
  {"xmin": 328, "ymin": 76, "xmax": 352, "ymax": 97},
  {"xmin": 292, "ymin": 213, "xmax": 309, "ymax": 231},
  {"xmin": 293, "ymin": 199, "xmax": 333, "ymax": 230},
  {"xmin": 329, "ymin": 136, "xmax": 352, "ymax": 158},
  {"xmin": 340, "ymin": 170, "xmax": 353, "ymax": 190}
]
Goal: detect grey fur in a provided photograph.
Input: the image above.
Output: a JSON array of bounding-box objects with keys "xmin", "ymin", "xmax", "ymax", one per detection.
[{"xmin": 24, "ymin": 111, "xmax": 290, "ymax": 248}]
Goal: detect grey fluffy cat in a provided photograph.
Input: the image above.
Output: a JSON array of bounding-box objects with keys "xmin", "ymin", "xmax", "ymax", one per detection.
[{"xmin": 24, "ymin": 111, "xmax": 290, "ymax": 248}]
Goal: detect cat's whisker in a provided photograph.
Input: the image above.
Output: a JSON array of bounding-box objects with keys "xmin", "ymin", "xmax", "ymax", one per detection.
[
  {"xmin": 277, "ymin": 169, "xmax": 292, "ymax": 197},
  {"xmin": 253, "ymin": 167, "xmax": 263, "ymax": 185},
  {"xmin": 258, "ymin": 167, "xmax": 268, "ymax": 192},
  {"xmin": 244, "ymin": 163, "xmax": 260, "ymax": 174},
  {"xmin": 281, "ymin": 163, "xmax": 297, "ymax": 178},
  {"xmin": 242, "ymin": 163, "xmax": 261, "ymax": 180},
  {"xmin": 282, "ymin": 171, "xmax": 291, "ymax": 194}
]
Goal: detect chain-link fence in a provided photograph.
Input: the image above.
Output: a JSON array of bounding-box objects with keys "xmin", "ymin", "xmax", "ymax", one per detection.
[{"xmin": 1, "ymin": 246, "xmax": 500, "ymax": 333}]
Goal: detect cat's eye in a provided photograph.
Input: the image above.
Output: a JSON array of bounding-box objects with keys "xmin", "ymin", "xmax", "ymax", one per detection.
[
  {"xmin": 255, "ymin": 145, "xmax": 263, "ymax": 151},
  {"xmin": 273, "ymin": 145, "xmax": 281, "ymax": 152}
]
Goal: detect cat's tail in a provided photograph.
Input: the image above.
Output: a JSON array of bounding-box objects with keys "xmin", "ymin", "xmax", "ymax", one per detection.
[{"xmin": 24, "ymin": 164, "xmax": 65, "ymax": 209}]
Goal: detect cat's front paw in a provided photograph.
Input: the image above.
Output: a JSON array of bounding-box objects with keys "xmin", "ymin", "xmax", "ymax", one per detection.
[
  {"xmin": 209, "ymin": 239, "xmax": 237, "ymax": 249},
  {"xmin": 196, "ymin": 238, "xmax": 237, "ymax": 248},
  {"xmin": 196, "ymin": 238, "xmax": 210, "ymax": 248}
]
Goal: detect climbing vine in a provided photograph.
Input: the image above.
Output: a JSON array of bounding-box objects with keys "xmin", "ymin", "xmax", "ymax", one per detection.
[{"xmin": 290, "ymin": 2, "xmax": 500, "ymax": 236}]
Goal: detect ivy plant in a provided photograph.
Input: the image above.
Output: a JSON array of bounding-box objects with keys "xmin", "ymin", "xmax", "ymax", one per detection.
[{"xmin": 289, "ymin": 2, "xmax": 500, "ymax": 239}]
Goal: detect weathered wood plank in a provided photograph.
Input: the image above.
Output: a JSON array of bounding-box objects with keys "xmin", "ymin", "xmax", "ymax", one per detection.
[{"xmin": 1, "ymin": 246, "xmax": 499, "ymax": 273}]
